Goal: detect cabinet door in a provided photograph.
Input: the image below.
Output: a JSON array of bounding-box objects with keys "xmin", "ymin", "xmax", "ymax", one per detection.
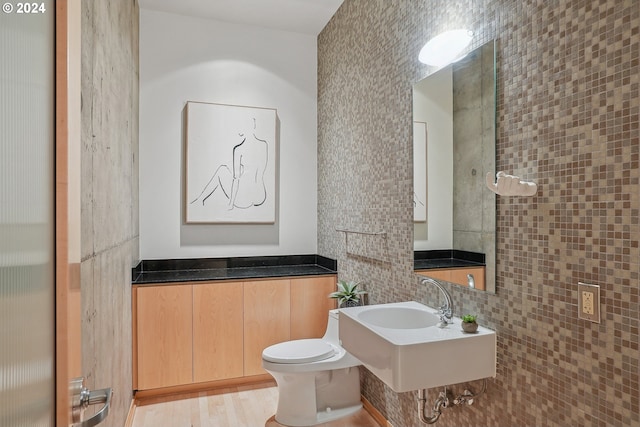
[
  {"xmin": 136, "ymin": 285, "xmax": 193, "ymax": 390},
  {"xmin": 290, "ymin": 276, "xmax": 337, "ymax": 340},
  {"xmin": 417, "ymin": 269, "xmax": 451, "ymax": 283},
  {"xmin": 449, "ymin": 267, "xmax": 486, "ymax": 291},
  {"xmin": 243, "ymin": 279, "xmax": 290, "ymax": 376},
  {"xmin": 418, "ymin": 267, "xmax": 486, "ymax": 290},
  {"xmin": 193, "ymin": 281, "xmax": 244, "ymax": 383}
]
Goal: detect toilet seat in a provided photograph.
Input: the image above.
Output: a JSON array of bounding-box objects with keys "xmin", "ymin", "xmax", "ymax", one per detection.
[{"xmin": 263, "ymin": 339, "xmax": 336, "ymax": 364}]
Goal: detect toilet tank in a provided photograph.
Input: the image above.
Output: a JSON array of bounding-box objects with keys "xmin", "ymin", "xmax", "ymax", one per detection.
[{"xmin": 322, "ymin": 309, "xmax": 341, "ymax": 344}]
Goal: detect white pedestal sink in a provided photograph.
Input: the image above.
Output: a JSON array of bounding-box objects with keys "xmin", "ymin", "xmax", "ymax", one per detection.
[{"xmin": 338, "ymin": 301, "xmax": 496, "ymax": 392}]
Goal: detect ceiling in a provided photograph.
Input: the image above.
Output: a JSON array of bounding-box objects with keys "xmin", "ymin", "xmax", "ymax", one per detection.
[{"xmin": 138, "ymin": 0, "xmax": 344, "ymax": 35}]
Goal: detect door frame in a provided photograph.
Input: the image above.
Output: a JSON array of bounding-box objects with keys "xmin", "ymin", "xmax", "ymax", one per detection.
[{"xmin": 56, "ymin": 1, "xmax": 82, "ymax": 425}]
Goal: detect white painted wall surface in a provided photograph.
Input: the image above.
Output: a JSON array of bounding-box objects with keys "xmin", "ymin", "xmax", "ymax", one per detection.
[
  {"xmin": 139, "ymin": 9, "xmax": 318, "ymax": 259},
  {"xmin": 413, "ymin": 66, "xmax": 454, "ymax": 250}
]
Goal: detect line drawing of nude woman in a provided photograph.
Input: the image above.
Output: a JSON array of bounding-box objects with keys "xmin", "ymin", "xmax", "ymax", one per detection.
[{"xmin": 190, "ymin": 117, "xmax": 268, "ymax": 211}]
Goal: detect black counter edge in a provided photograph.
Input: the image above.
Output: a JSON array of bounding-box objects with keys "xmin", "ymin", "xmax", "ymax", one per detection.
[
  {"xmin": 413, "ymin": 249, "xmax": 485, "ymax": 270},
  {"xmin": 131, "ymin": 254, "xmax": 338, "ymax": 285}
]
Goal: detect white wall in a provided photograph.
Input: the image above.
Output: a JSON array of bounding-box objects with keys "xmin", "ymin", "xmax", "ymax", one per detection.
[
  {"xmin": 139, "ymin": 9, "xmax": 318, "ymax": 259},
  {"xmin": 413, "ymin": 66, "xmax": 454, "ymax": 250}
]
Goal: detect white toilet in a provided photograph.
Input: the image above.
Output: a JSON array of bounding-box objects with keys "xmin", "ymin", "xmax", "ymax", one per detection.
[{"xmin": 262, "ymin": 309, "xmax": 362, "ymax": 427}]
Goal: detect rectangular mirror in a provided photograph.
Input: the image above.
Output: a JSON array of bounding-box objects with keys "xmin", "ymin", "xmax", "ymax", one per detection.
[{"xmin": 413, "ymin": 40, "xmax": 496, "ymax": 293}]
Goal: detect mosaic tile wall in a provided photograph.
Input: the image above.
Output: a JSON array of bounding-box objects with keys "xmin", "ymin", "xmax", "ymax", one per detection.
[{"xmin": 317, "ymin": 1, "xmax": 639, "ymax": 426}]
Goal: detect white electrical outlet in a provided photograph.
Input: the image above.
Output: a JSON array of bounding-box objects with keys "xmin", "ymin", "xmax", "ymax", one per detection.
[
  {"xmin": 582, "ymin": 291, "xmax": 594, "ymax": 314},
  {"xmin": 578, "ymin": 282, "xmax": 600, "ymax": 323}
]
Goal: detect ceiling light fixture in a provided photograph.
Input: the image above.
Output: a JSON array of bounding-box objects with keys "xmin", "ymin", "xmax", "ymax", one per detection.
[{"xmin": 418, "ymin": 29, "xmax": 474, "ymax": 67}]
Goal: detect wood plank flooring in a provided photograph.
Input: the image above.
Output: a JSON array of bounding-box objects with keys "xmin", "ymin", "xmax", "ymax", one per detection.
[{"xmin": 132, "ymin": 384, "xmax": 381, "ymax": 427}]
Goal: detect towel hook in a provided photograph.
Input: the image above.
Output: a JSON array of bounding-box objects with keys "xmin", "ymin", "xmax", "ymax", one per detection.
[{"xmin": 485, "ymin": 171, "xmax": 537, "ymax": 197}]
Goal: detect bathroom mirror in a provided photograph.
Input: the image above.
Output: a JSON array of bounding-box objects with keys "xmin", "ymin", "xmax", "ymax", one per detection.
[{"xmin": 413, "ymin": 40, "xmax": 496, "ymax": 294}]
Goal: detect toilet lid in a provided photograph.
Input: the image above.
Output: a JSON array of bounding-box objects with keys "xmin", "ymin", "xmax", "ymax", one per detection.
[{"xmin": 262, "ymin": 339, "xmax": 336, "ymax": 364}]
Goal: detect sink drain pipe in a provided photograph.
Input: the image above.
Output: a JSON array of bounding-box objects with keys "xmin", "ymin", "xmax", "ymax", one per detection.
[
  {"xmin": 417, "ymin": 388, "xmax": 448, "ymax": 424},
  {"xmin": 417, "ymin": 379, "xmax": 488, "ymax": 424}
]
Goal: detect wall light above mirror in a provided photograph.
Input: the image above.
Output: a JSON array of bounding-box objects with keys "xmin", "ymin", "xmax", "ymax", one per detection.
[
  {"xmin": 418, "ymin": 29, "xmax": 474, "ymax": 67},
  {"xmin": 413, "ymin": 39, "xmax": 497, "ymax": 294}
]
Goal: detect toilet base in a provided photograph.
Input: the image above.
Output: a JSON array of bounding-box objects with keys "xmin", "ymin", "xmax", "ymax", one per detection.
[
  {"xmin": 269, "ymin": 366, "xmax": 361, "ymax": 427},
  {"xmin": 268, "ymin": 405, "xmax": 362, "ymax": 427},
  {"xmin": 314, "ymin": 403, "xmax": 363, "ymax": 425}
]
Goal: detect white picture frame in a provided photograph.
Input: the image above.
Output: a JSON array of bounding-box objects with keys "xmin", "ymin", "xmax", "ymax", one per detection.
[
  {"xmin": 413, "ymin": 121, "xmax": 427, "ymax": 222},
  {"xmin": 185, "ymin": 101, "xmax": 277, "ymax": 224}
]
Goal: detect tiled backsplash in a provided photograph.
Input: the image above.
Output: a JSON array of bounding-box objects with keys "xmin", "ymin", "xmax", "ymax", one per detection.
[{"xmin": 318, "ymin": 1, "xmax": 639, "ymax": 426}]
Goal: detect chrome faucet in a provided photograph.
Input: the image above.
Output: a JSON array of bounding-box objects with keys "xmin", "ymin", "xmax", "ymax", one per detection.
[{"xmin": 421, "ymin": 277, "xmax": 453, "ymax": 326}]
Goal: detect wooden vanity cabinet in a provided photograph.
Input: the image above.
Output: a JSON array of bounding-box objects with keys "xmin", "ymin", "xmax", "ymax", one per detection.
[
  {"xmin": 193, "ymin": 281, "xmax": 244, "ymax": 383},
  {"xmin": 243, "ymin": 280, "xmax": 291, "ymax": 376},
  {"xmin": 417, "ymin": 266, "xmax": 486, "ymax": 291},
  {"xmin": 290, "ymin": 276, "xmax": 337, "ymax": 339},
  {"xmin": 133, "ymin": 274, "xmax": 337, "ymax": 392},
  {"xmin": 135, "ymin": 284, "xmax": 193, "ymax": 390},
  {"xmin": 242, "ymin": 276, "xmax": 338, "ymax": 375}
]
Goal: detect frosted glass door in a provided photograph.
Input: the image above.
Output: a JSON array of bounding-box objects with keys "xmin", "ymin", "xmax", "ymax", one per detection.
[{"xmin": 0, "ymin": 1, "xmax": 55, "ymax": 426}]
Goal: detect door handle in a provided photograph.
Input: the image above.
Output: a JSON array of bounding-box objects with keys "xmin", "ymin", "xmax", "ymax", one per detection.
[{"xmin": 70, "ymin": 377, "xmax": 112, "ymax": 427}]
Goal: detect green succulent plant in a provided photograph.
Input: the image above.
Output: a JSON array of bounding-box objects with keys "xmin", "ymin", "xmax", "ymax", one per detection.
[
  {"xmin": 461, "ymin": 314, "xmax": 477, "ymax": 323},
  {"xmin": 328, "ymin": 280, "xmax": 366, "ymax": 305}
]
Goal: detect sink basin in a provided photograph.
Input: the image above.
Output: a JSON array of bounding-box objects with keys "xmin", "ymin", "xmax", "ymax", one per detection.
[
  {"xmin": 357, "ymin": 306, "xmax": 440, "ymax": 329},
  {"xmin": 339, "ymin": 301, "xmax": 496, "ymax": 392}
]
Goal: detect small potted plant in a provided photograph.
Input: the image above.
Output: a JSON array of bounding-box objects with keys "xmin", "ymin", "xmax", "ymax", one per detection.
[
  {"xmin": 461, "ymin": 314, "xmax": 478, "ymax": 333},
  {"xmin": 329, "ymin": 280, "xmax": 366, "ymax": 308}
]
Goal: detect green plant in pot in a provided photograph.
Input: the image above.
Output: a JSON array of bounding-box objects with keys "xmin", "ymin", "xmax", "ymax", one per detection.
[
  {"xmin": 461, "ymin": 314, "xmax": 478, "ymax": 333},
  {"xmin": 329, "ymin": 280, "xmax": 366, "ymax": 308}
]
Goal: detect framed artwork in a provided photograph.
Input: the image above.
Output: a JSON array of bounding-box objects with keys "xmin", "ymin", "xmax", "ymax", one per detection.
[
  {"xmin": 185, "ymin": 101, "xmax": 277, "ymax": 223},
  {"xmin": 413, "ymin": 121, "xmax": 427, "ymax": 222}
]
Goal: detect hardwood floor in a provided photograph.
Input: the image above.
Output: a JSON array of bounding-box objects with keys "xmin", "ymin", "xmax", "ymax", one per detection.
[{"xmin": 132, "ymin": 384, "xmax": 381, "ymax": 427}]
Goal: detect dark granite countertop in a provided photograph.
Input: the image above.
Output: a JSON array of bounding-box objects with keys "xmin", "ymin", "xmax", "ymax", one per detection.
[
  {"xmin": 132, "ymin": 254, "xmax": 337, "ymax": 285},
  {"xmin": 414, "ymin": 249, "xmax": 485, "ymax": 270}
]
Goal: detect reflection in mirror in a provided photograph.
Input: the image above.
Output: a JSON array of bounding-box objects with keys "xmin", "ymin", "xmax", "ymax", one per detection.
[{"xmin": 413, "ymin": 40, "xmax": 496, "ymax": 293}]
